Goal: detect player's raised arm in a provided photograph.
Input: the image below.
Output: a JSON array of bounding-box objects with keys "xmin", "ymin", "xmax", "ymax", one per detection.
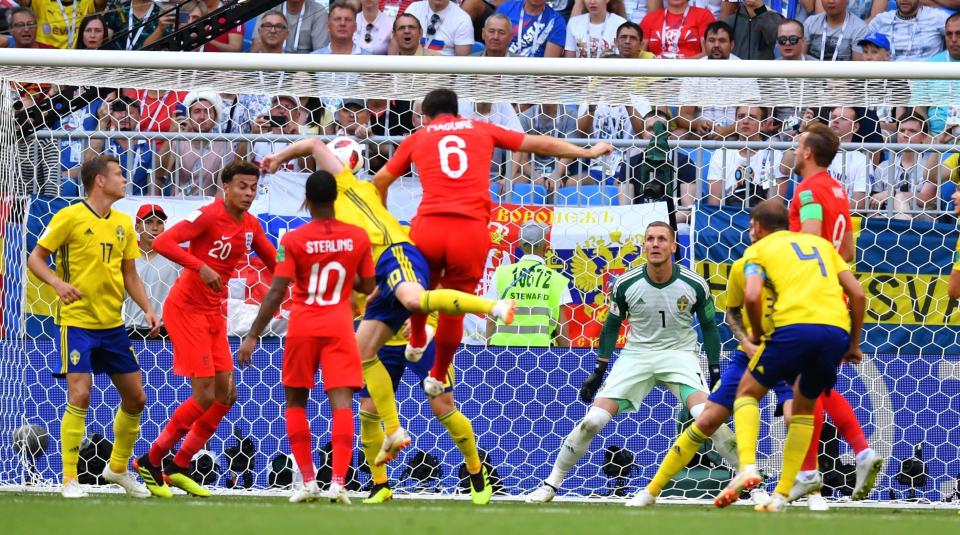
[
  {"xmin": 262, "ymin": 138, "xmax": 346, "ymax": 176},
  {"xmin": 121, "ymin": 259, "xmax": 161, "ymax": 336},
  {"xmin": 518, "ymin": 135, "xmax": 615, "ymax": 160},
  {"xmin": 237, "ymin": 275, "xmax": 293, "ymax": 367},
  {"xmin": 374, "ymin": 136, "xmax": 416, "ymax": 206}
]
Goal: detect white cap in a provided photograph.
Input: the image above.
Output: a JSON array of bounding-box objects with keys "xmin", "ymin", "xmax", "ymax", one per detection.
[{"xmin": 182, "ymin": 90, "xmax": 225, "ymax": 121}]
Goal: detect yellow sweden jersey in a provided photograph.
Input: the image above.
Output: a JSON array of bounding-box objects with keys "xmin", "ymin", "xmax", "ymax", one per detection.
[
  {"xmin": 37, "ymin": 202, "xmax": 139, "ymax": 329},
  {"xmin": 953, "ymin": 230, "xmax": 960, "ymax": 272},
  {"xmin": 334, "ymin": 168, "xmax": 412, "ymax": 264},
  {"xmin": 742, "ymin": 230, "xmax": 850, "ymax": 332},
  {"xmin": 726, "ymin": 257, "xmax": 775, "ymax": 347}
]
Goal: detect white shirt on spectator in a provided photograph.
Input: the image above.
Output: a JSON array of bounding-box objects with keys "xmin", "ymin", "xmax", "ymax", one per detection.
[
  {"xmin": 707, "ymin": 147, "xmax": 786, "ymax": 198},
  {"xmin": 577, "ymin": 97, "xmax": 652, "ymax": 165},
  {"xmin": 124, "ymin": 252, "xmax": 181, "ymax": 328},
  {"xmin": 564, "ymin": 12, "xmax": 627, "ymax": 58},
  {"xmin": 869, "ymin": 7, "xmax": 948, "ymax": 62},
  {"xmin": 829, "ymin": 150, "xmax": 874, "ymax": 196},
  {"xmin": 679, "ymin": 55, "xmax": 760, "ymax": 129},
  {"xmin": 354, "ymin": 10, "xmax": 395, "ymax": 54},
  {"xmin": 405, "ymin": 0, "xmax": 474, "ymax": 56}
]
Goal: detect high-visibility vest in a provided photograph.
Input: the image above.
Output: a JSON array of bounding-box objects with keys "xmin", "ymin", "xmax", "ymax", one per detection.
[{"xmin": 490, "ymin": 257, "xmax": 569, "ymax": 347}]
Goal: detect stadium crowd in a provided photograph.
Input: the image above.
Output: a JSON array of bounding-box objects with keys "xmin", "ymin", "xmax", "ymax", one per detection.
[{"xmin": 6, "ymin": 0, "xmax": 960, "ymax": 216}]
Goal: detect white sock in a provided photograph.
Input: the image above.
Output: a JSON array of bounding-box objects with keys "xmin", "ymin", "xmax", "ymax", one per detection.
[
  {"xmin": 545, "ymin": 406, "xmax": 613, "ymax": 488},
  {"xmin": 855, "ymin": 448, "xmax": 874, "ymax": 463},
  {"xmin": 711, "ymin": 422, "xmax": 739, "ymax": 468},
  {"xmin": 797, "ymin": 470, "xmax": 818, "ymax": 482}
]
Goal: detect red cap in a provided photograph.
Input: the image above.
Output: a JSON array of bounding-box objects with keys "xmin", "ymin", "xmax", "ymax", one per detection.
[{"xmin": 136, "ymin": 204, "xmax": 167, "ymax": 221}]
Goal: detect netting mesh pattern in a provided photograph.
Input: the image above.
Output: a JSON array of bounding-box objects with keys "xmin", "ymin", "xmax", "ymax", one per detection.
[{"xmin": 1, "ymin": 62, "xmax": 959, "ymax": 504}]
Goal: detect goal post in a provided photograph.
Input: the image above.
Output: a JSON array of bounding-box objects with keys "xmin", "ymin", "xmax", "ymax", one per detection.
[{"xmin": 0, "ymin": 50, "xmax": 959, "ymax": 504}]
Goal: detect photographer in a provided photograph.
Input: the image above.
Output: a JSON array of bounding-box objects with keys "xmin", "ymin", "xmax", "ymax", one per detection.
[
  {"xmin": 707, "ymin": 106, "xmax": 790, "ymax": 207},
  {"xmin": 160, "ymin": 90, "xmax": 238, "ymax": 196},
  {"xmin": 84, "ymin": 95, "xmax": 159, "ymax": 195},
  {"xmin": 250, "ymin": 95, "xmax": 309, "ymax": 172}
]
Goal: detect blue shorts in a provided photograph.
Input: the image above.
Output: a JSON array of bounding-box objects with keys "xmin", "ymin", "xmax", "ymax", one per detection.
[
  {"xmin": 358, "ymin": 343, "xmax": 453, "ymax": 398},
  {"xmin": 363, "ymin": 243, "xmax": 431, "ymax": 332},
  {"xmin": 55, "ymin": 325, "xmax": 139, "ymax": 378},
  {"xmin": 749, "ymin": 324, "xmax": 850, "ymax": 400},
  {"xmin": 709, "ymin": 350, "xmax": 793, "ymax": 411}
]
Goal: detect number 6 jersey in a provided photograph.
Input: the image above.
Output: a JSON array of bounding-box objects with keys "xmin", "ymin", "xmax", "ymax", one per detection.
[
  {"xmin": 275, "ymin": 219, "xmax": 374, "ymax": 337},
  {"xmin": 153, "ymin": 197, "xmax": 277, "ymax": 312}
]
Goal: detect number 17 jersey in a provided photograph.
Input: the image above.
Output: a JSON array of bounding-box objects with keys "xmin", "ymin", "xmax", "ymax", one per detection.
[{"xmin": 275, "ymin": 219, "xmax": 374, "ymax": 338}]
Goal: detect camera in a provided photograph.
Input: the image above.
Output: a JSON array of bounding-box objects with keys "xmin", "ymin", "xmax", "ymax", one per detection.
[{"xmin": 269, "ymin": 114, "xmax": 288, "ymax": 128}]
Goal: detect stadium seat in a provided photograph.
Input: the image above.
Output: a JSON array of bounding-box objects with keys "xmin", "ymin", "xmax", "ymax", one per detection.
[
  {"xmin": 942, "ymin": 181, "xmax": 956, "ymax": 212},
  {"xmin": 509, "ymin": 183, "xmax": 548, "ymax": 205},
  {"xmin": 60, "ymin": 180, "xmax": 80, "ymax": 197},
  {"xmin": 553, "ymin": 185, "xmax": 618, "ymax": 206},
  {"xmin": 490, "ymin": 183, "xmax": 505, "ymax": 204}
]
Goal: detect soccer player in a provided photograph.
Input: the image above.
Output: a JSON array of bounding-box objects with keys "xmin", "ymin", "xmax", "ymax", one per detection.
[
  {"xmin": 261, "ymin": 139, "xmax": 514, "ymax": 504},
  {"xmin": 525, "ymin": 222, "xmax": 736, "ymax": 503},
  {"xmin": 625, "ymin": 242, "xmax": 795, "ymax": 508},
  {"xmin": 948, "ymin": 188, "xmax": 960, "ymax": 301},
  {"xmin": 787, "ymin": 122, "xmax": 883, "ymax": 506},
  {"xmin": 27, "ymin": 155, "xmax": 159, "ymax": 499},
  {"xmin": 134, "ymin": 161, "xmax": 277, "ymax": 498},
  {"xmin": 715, "ymin": 199, "xmax": 866, "ymax": 513},
  {"xmin": 373, "ymin": 87, "xmax": 614, "ymax": 400},
  {"xmin": 237, "ymin": 170, "xmax": 376, "ymax": 504}
]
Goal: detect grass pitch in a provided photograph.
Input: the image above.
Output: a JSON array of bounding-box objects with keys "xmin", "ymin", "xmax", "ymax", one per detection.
[{"xmin": 2, "ymin": 493, "xmax": 956, "ymax": 535}]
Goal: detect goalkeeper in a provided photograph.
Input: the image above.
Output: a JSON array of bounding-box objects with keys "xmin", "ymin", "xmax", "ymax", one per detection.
[{"xmin": 526, "ymin": 222, "xmax": 738, "ymax": 503}]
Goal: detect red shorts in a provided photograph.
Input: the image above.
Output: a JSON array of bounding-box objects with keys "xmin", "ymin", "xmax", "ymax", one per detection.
[
  {"xmin": 283, "ymin": 336, "xmax": 363, "ymax": 391},
  {"xmin": 164, "ymin": 305, "xmax": 232, "ymax": 378},
  {"xmin": 410, "ymin": 215, "xmax": 490, "ymax": 292}
]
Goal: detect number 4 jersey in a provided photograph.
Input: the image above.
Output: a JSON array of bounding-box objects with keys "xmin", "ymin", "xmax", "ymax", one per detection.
[
  {"xmin": 276, "ymin": 219, "xmax": 374, "ymax": 337},
  {"xmin": 384, "ymin": 114, "xmax": 525, "ymax": 223},
  {"xmin": 153, "ymin": 197, "xmax": 277, "ymax": 313}
]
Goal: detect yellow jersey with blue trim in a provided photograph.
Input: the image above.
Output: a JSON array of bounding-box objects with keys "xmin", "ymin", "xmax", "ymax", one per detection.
[
  {"xmin": 37, "ymin": 201, "xmax": 140, "ymax": 329},
  {"xmin": 741, "ymin": 230, "xmax": 850, "ymax": 332},
  {"xmin": 726, "ymin": 257, "xmax": 775, "ymax": 349},
  {"xmin": 334, "ymin": 168, "xmax": 412, "ymax": 264}
]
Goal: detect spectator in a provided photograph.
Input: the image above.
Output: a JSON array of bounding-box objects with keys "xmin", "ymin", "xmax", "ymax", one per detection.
[
  {"xmin": 85, "ymin": 96, "xmax": 159, "ymax": 195},
  {"xmin": 849, "ymin": 0, "xmax": 887, "ymax": 23},
  {"xmin": 707, "ymin": 105, "xmax": 789, "ymax": 206},
  {"xmin": 16, "ymin": 88, "xmax": 61, "ymax": 196},
  {"xmin": 162, "ymin": 90, "xmax": 238, "ymax": 196},
  {"xmin": 677, "ymin": 21, "xmax": 760, "ymax": 139},
  {"xmin": 775, "ymin": 17, "xmax": 813, "ymax": 60},
  {"xmin": 257, "ymin": 9, "xmax": 290, "ymax": 53},
  {"xmin": 828, "ymin": 106, "xmax": 876, "ymax": 209},
  {"xmin": 868, "ymin": 0, "xmax": 947, "ymax": 61},
  {"xmin": 481, "ymin": 13, "xmax": 514, "ymax": 56},
  {"xmin": 575, "ymin": 87, "xmax": 646, "ymax": 188},
  {"xmin": 549, "ymin": 0, "xmax": 577, "ymax": 20},
  {"xmin": 721, "ymin": 0, "xmax": 812, "ymax": 23},
  {"xmin": 918, "ymin": 13, "xmax": 960, "ymax": 135},
  {"xmin": 124, "ymin": 204, "xmax": 181, "ymax": 339},
  {"xmin": 124, "ymin": 88, "xmax": 186, "ymax": 134},
  {"xmin": 487, "ymin": 221, "xmax": 572, "ymax": 348},
  {"xmin": 459, "ymin": 96, "xmax": 525, "ymax": 181},
  {"xmin": 389, "ymin": 11, "xmax": 440, "ymax": 54},
  {"xmin": 325, "ymin": 98, "xmax": 373, "ymax": 137},
  {"xmin": 2, "ymin": 6, "xmax": 53, "ymax": 48},
  {"xmin": 191, "ymin": 0, "xmax": 243, "ymax": 52},
  {"xmin": 625, "ymin": 110, "xmax": 699, "ymax": 213},
  {"xmin": 75, "ymin": 12, "xmax": 106, "ymax": 49},
  {"xmin": 405, "ymin": 0, "xmax": 474, "ymax": 56},
  {"xmin": 858, "ymin": 32, "xmax": 904, "ymax": 137},
  {"xmin": 573, "ymin": 0, "xmax": 685, "ymax": 24},
  {"xmin": 615, "ymin": 19, "xmax": 653, "ymax": 57},
  {"xmin": 356, "ymin": 0, "xmax": 394, "ymax": 54},
  {"xmin": 564, "ymin": 0, "xmax": 627, "ymax": 57},
  {"xmin": 497, "ymin": 0, "xmax": 567, "ymax": 57},
  {"xmin": 640, "ymin": 0, "xmax": 714, "ymax": 59},
  {"xmin": 313, "ymin": 1, "xmax": 368, "ymax": 54},
  {"xmin": 803, "ymin": 0, "xmax": 868, "ymax": 62},
  {"xmin": 250, "ymin": 96, "xmax": 310, "ymax": 172},
  {"xmin": 871, "ymin": 111, "xmax": 940, "ymax": 219},
  {"xmin": 18, "ymin": 0, "xmax": 106, "ymax": 48},
  {"xmin": 723, "ymin": 0, "xmax": 781, "ymax": 59},
  {"xmin": 251, "ymin": 0, "xmax": 329, "ymax": 53},
  {"xmin": 104, "ymin": 0, "xmax": 166, "ymax": 51}
]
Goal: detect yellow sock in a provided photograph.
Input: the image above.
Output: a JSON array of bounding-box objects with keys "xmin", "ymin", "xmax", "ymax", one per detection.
[
  {"xmin": 647, "ymin": 423, "xmax": 708, "ymax": 497},
  {"xmin": 360, "ymin": 411, "xmax": 388, "ymax": 485},
  {"xmin": 420, "ymin": 289, "xmax": 495, "ymax": 315},
  {"xmin": 362, "ymin": 358, "xmax": 400, "ymax": 435},
  {"xmin": 733, "ymin": 397, "xmax": 760, "ymax": 468},
  {"xmin": 61, "ymin": 404, "xmax": 87, "ymax": 482},
  {"xmin": 439, "ymin": 409, "xmax": 481, "ymax": 474},
  {"xmin": 774, "ymin": 415, "xmax": 815, "ymax": 497},
  {"xmin": 109, "ymin": 407, "xmax": 141, "ymax": 473}
]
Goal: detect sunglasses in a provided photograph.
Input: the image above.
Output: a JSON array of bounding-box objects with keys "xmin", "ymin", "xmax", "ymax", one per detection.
[
  {"xmin": 365, "ymin": 22, "xmax": 374, "ymax": 43},
  {"xmin": 427, "ymin": 14, "xmax": 440, "ymax": 36},
  {"xmin": 777, "ymin": 35, "xmax": 801, "ymax": 46}
]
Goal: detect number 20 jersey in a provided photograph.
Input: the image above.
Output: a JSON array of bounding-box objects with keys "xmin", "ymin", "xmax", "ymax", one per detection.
[
  {"xmin": 275, "ymin": 219, "xmax": 374, "ymax": 338},
  {"xmin": 155, "ymin": 197, "xmax": 276, "ymax": 313}
]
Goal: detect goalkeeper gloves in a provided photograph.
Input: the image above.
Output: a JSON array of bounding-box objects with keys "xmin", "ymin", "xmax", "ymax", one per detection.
[
  {"xmin": 709, "ymin": 364, "xmax": 721, "ymax": 391},
  {"xmin": 579, "ymin": 359, "xmax": 609, "ymax": 404}
]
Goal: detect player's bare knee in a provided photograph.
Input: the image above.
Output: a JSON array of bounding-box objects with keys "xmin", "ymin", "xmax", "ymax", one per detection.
[
  {"xmin": 68, "ymin": 389, "xmax": 91, "ymax": 410},
  {"xmin": 122, "ymin": 388, "xmax": 147, "ymax": 414},
  {"xmin": 429, "ymin": 392, "xmax": 454, "ymax": 417},
  {"xmin": 695, "ymin": 404, "xmax": 728, "ymax": 435},
  {"xmin": 359, "ymin": 397, "xmax": 378, "ymax": 415}
]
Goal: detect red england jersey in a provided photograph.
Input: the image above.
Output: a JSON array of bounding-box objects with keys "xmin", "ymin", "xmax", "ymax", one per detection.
[
  {"xmin": 275, "ymin": 219, "xmax": 374, "ymax": 338},
  {"xmin": 153, "ymin": 197, "xmax": 277, "ymax": 312},
  {"xmin": 789, "ymin": 170, "xmax": 852, "ymax": 251},
  {"xmin": 640, "ymin": 7, "xmax": 714, "ymax": 59},
  {"xmin": 385, "ymin": 114, "xmax": 525, "ymax": 223}
]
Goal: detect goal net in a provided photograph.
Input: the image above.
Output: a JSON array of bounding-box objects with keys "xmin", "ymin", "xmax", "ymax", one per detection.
[{"xmin": 1, "ymin": 50, "xmax": 959, "ymax": 504}]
